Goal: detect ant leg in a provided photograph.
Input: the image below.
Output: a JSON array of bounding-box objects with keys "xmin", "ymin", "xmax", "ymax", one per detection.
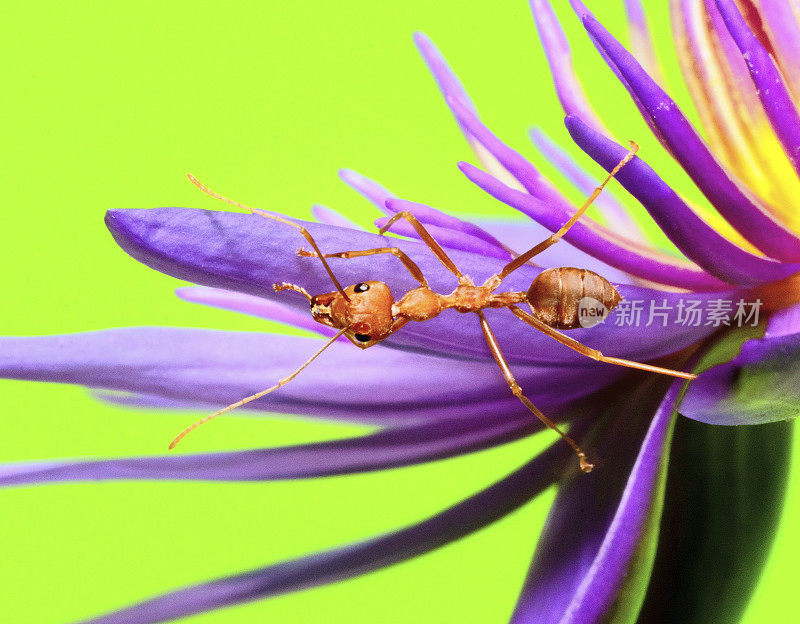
[
  {"xmin": 476, "ymin": 311, "xmax": 593, "ymax": 473},
  {"xmin": 490, "ymin": 142, "xmax": 639, "ymax": 286},
  {"xmin": 379, "ymin": 211, "xmax": 467, "ymax": 282},
  {"xmin": 508, "ymin": 305, "xmax": 696, "ymax": 380},
  {"xmin": 187, "ymin": 174, "xmax": 350, "ymax": 301},
  {"xmin": 298, "ymin": 247, "xmax": 427, "ymax": 287},
  {"xmin": 169, "ymin": 328, "xmax": 347, "ymax": 449}
]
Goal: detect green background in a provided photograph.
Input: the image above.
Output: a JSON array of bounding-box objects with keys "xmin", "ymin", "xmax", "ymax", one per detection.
[{"xmin": 1, "ymin": 1, "xmax": 797, "ymax": 621}]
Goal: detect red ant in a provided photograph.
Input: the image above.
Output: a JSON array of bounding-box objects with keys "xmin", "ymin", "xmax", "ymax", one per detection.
[{"xmin": 170, "ymin": 141, "xmax": 695, "ymax": 473}]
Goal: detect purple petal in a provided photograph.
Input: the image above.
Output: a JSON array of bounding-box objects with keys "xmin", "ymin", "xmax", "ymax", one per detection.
[
  {"xmin": 374, "ymin": 216, "xmax": 511, "ymax": 260},
  {"xmin": 680, "ymin": 308, "xmax": 800, "ymax": 425},
  {"xmin": 528, "ymin": 0, "xmax": 608, "ymax": 133},
  {"xmin": 338, "ymin": 168, "xmax": 394, "ymax": 209},
  {"xmin": 0, "ymin": 328, "xmax": 623, "ymax": 421},
  {"xmin": 310, "ymin": 204, "xmax": 362, "ymax": 230},
  {"xmin": 512, "ymin": 371, "xmax": 685, "ymax": 622},
  {"xmin": 581, "ymin": 13, "xmax": 800, "ymax": 261},
  {"xmin": 565, "ymin": 115, "xmax": 800, "ymax": 287},
  {"xmin": 528, "ymin": 127, "xmax": 646, "ymax": 242},
  {"xmin": 458, "ymin": 161, "xmax": 731, "ymax": 291},
  {"xmin": 105, "ymin": 208, "xmax": 725, "ymax": 364},
  {"xmin": 383, "ymin": 196, "xmax": 512, "ymax": 253},
  {"xmin": 715, "ymin": 0, "xmax": 800, "ymax": 179},
  {"xmin": 76, "ymin": 439, "xmax": 573, "ymax": 624},
  {"xmin": 413, "ymin": 30, "xmax": 478, "ymax": 115},
  {"xmin": 557, "ymin": 380, "xmax": 683, "ymax": 620},
  {"xmin": 444, "ymin": 94, "xmax": 577, "ymax": 208},
  {"xmin": 0, "ymin": 414, "xmax": 538, "ymax": 487},
  {"xmin": 175, "ymin": 287, "xmax": 345, "ymax": 339}
]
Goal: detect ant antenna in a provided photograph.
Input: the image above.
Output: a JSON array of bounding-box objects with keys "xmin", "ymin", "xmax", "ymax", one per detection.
[
  {"xmin": 186, "ymin": 174, "xmax": 350, "ymax": 301},
  {"xmin": 168, "ymin": 327, "xmax": 347, "ymax": 449}
]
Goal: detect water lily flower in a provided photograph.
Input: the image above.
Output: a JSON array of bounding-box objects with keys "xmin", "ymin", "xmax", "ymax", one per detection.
[{"xmin": 2, "ymin": 0, "xmax": 800, "ymax": 622}]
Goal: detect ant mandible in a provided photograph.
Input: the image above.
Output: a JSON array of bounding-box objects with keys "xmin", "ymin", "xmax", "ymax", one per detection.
[{"xmin": 170, "ymin": 141, "xmax": 696, "ymax": 473}]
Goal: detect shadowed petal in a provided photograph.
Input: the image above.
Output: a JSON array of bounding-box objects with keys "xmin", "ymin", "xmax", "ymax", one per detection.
[
  {"xmin": 528, "ymin": 0, "xmax": 608, "ymax": 133},
  {"xmin": 581, "ymin": 13, "xmax": 800, "ymax": 261},
  {"xmin": 680, "ymin": 313, "xmax": 800, "ymax": 425},
  {"xmin": 715, "ymin": 0, "xmax": 800, "ymax": 179},
  {"xmin": 0, "ymin": 329, "xmax": 625, "ymax": 422},
  {"xmin": 76, "ymin": 439, "xmax": 574, "ymax": 624},
  {"xmin": 565, "ymin": 115, "xmax": 800, "ymax": 287},
  {"xmin": 459, "ymin": 161, "xmax": 730, "ymax": 291},
  {"xmin": 0, "ymin": 414, "xmax": 538, "ymax": 487},
  {"xmin": 105, "ymin": 208, "xmax": 725, "ymax": 365},
  {"xmin": 511, "ymin": 370, "xmax": 681, "ymax": 623}
]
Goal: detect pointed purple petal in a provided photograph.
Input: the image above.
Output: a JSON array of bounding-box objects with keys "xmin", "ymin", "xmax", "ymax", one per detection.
[
  {"xmin": 715, "ymin": 0, "xmax": 800, "ymax": 179},
  {"xmin": 413, "ymin": 31, "xmax": 478, "ymax": 115},
  {"xmin": 0, "ymin": 414, "xmax": 538, "ymax": 487},
  {"xmin": 565, "ymin": 115, "xmax": 800, "ymax": 287},
  {"xmin": 528, "ymin": 127, "xmax": 645, "ymax": 242},
  {"xmin": 338, "ymin": 168, "xmax": 394, "ymax": 209},
  {"xmin": 445, "ymin": 94, "xmax": 577, "ymax": 208},
  {"xmin": 581, "ymin": 13, "xmax": 800, "ymax": 261},
  {"xmin": 77, "ymin": 439, "xmax": 572, "ymax": 624},
  {"xmin": 528, "ymin": 0, "xmax": 608, "ymax": 133},
  {"xmin": 557, "ymin": 381, "xmax": 683, "ymax": 621},
  {"xmin": 105, "ymin": 207, "xmax": 726, "ymax": 364},
  {"xmin": 512, "ymin": 370, "xmax": 686, "ymax": 622},
  {"xmin": 459, "ymin": 161, "xmax": 731, "ymax": 291},
  {"xmin": 0, "ymin": 328, "xmax": 622, "ymax": 420}
]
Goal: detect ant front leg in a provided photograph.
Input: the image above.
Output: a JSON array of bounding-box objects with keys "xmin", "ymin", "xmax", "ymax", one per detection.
[
  {"xmin": 488, "ymin": 141, "xmax": 639, "ymax": 287},
  {"xmin": 508, "ymin": 305, "xmax": 696, "ymax": 380},
  {"xmin": 298, "ymin": 247, "xmax": 428, "ymax": 287},
  {"xmin": 379, "ymin": 211, "xmax": 468, "ymax": 283},
  {"xmin": 476, "ymin": 311, "xmax": 594, "ymax": 473}
]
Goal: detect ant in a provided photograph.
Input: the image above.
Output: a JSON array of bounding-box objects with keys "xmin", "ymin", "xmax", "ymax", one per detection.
[{"xmin": 169, "ymin": 141, "xmax": 695, "ymax": 473}]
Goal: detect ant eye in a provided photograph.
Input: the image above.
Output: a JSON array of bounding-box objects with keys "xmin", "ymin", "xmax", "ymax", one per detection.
[
  {"xmin": 354, "ymin": 333, "xmax": 371, "ymax": 342},
  {"xmin": 354, "ymin": 283, "xmax": 370, "ymax": 293}
]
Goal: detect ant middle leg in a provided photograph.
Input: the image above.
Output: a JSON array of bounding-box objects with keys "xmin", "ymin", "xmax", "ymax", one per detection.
[
  {"xmin": 378, "ymin": 211, "xmax": 468, "ymax": 283},
  {"xmin": 298, "ymin": 246, "xmax": 428, "ymax": 286},
  {"xmin": 476, "ymin": 311, "xmax": 594, "ymax": 473},
  {"xmin": 488, "ymin": 141, "xmax": 639, "ymax": 287},
  {"xmin": 507, "ymin": 305, "xmax": 696, "ymax": 380}
]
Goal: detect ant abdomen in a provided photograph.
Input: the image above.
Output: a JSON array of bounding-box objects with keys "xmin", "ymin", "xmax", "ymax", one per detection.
[{"xmin": 526, "ymin": 267, "xmax": 622, "ymax": 330}]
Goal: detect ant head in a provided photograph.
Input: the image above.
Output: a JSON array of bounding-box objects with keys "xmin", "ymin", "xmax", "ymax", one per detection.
[{"xmin": 310, "ymin": 281, "xmax": 395, "ymax": 349}]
